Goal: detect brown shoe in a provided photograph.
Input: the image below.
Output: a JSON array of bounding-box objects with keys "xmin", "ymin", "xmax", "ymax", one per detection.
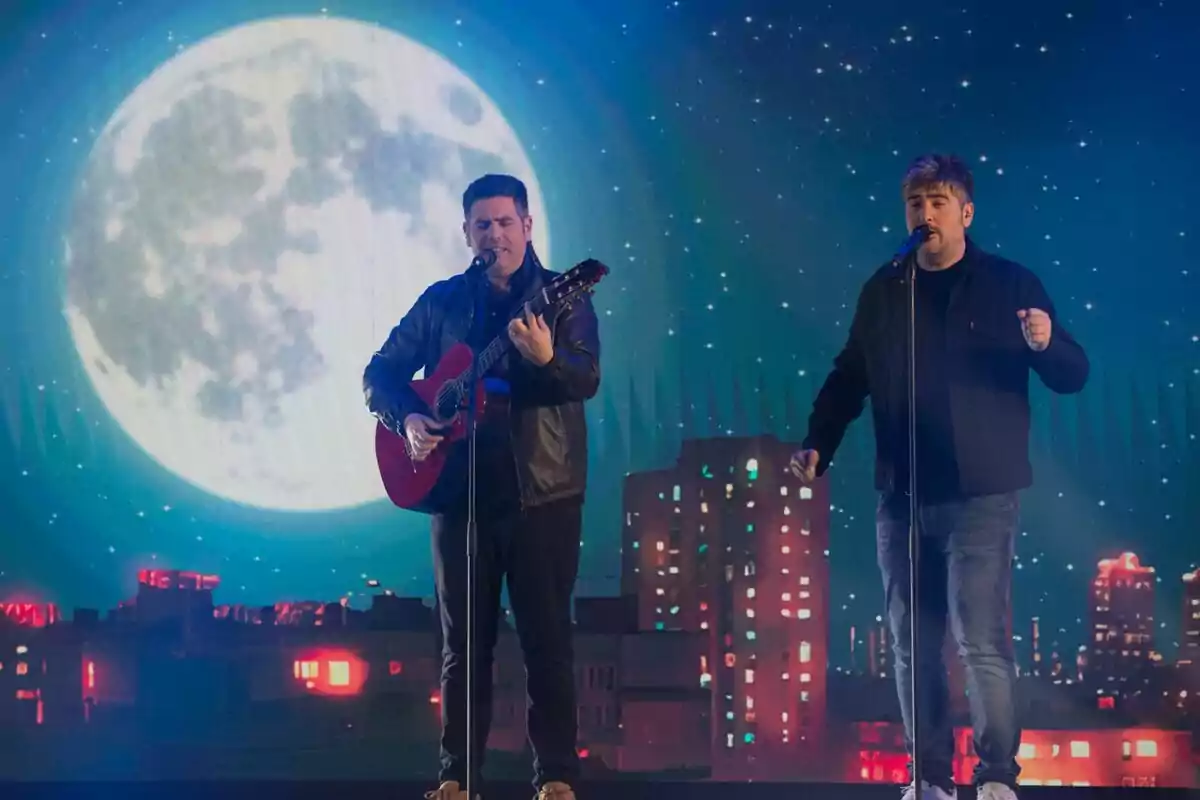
[
  {"xmin": 424, "ymin": 781, "xmax": 478, "ymax": 800},
  {"xmin": 535, "ymin": 782, "xmax": 576, "ymax": 800}
]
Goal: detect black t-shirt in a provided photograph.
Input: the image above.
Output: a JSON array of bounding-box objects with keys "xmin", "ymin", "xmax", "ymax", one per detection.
[
  {"xmin": 444, "ymin": 275, "xmax": 525, "ymax": 514},
  {"xmin": 904, "ymin": 262, "xmax": 963, "ymax": 502}
]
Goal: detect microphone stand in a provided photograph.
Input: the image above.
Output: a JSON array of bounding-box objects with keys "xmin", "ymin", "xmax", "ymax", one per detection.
[
  {"xmin": 464, "ymin": 275, "xmax": 485, "ymax": 800},
  {"xmin": 889, "ymin": 224, "xmax": 928, "ymax": 796},
  {"xmin": 904, "ymin": 253, "xmax": 923, "ymax": 796}
]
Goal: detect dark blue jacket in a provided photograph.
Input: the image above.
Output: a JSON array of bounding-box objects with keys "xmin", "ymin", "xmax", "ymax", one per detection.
[{"xmin": 803, "ymin": 237, "xmax": 1089, "ymax": 497}]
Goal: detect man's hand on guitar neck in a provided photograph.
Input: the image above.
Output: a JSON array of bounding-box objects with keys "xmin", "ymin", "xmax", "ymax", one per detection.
[
  {"xmin": 403, "ymin": 413, "xmax": 445, "ymax": 462},
  {"xmin": 508, "ymin": 302, "xmax": 554, "ymax": 366}
]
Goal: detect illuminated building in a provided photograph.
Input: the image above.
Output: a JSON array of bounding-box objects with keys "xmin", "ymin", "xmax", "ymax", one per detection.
[
  {"xmin": 1, "ymin": 602, "xmax": 60, "ymax": 628},
  {"xmin": 1089, "ymin": 553, "xmax": 1157, "ymax": 692},
  {"xmin": 1030, "ymin": 616, "xmax": 1042, "ymax": 676},
  {"xmin": 621, "ymin": 435, "xmax": 830, "ymax": 777},
  {"xmin": 1182, "ymin": 569, "xmax": 1200, "ymax": 664},
  {"xmin": 852, "ymin": 723, "xmax": 1193, "ymax": 788},
  {"xmin": 867, "ymin": 621, "xmax": 890, "ymax": 679}
]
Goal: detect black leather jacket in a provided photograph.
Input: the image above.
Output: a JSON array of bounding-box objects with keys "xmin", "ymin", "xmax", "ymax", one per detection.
[{"xmin": 363, "ymin": 254, "xmax": 600, "ymax": 510}]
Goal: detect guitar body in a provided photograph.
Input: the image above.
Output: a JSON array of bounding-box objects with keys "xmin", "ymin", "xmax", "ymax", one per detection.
[{"xmin": 374, "ymin": 342, "xmax": 487, "ymax": 513}]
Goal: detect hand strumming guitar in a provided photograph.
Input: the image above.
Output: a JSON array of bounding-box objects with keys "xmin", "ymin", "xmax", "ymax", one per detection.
[{"xmin": 403, "ymin": 413, "xmax": 445, "ymax": 462}]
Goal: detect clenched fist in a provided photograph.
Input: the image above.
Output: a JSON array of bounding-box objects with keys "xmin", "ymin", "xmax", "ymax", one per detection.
[{"xmin": 1017, "ymin": 308, "xmax": 1052, "ymax": 352}]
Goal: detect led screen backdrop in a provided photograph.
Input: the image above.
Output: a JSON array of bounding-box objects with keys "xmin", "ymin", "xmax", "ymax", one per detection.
[{"xmin": 0, "ymin": 0, "xmax": 1197, "ymax": 787}]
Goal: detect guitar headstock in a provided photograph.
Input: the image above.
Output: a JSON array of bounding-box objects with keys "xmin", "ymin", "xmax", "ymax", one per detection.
[{"xmin": 544, "ymin": 258, "xmax": 610, "ymax": 309}]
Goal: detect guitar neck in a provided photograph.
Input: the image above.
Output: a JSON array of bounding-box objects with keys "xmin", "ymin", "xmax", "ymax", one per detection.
[{"xmin": 464, "ymin": 292, "xmax": 549, "ymax": 381}]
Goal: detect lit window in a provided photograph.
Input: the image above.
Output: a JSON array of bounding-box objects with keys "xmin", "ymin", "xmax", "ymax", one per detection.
[
  {"xmin": 15, "ymin": 645, "xmax": 28, "ymax": 655},
  {"xmin": 800, "ymin": 576, "xmax": 810, "ymax": 586},
  {"xmin": 726, "ymin": 733, "xmax": 734, "ymax": 748},
  {"xmin": 781, "ymin": 525, "xmax": 789, "ymax": 533},
  {"xmin": 746, "ymin": 609, "xmax": 755, "ymax": 618},
  {"xmin": 780, "ymin": 486, "xmax": 788, "ymax": 496},
  {"xmin": 800, "ymin": 691, "xmax": 810, "ymax": 703},
  {"xmin": 1070, "ymin": 741, "xmax": 1090, "ymax": 758},
  {"xmin": 328, "ymin": 661, "xmax": 351, "ymax": 686},
  {"xmin": 799, "ymin": 642, "xmax": 812, "ymax": 663},
  {"xmin": 801, "ymin": 528, "xmax": 811, "ymax": 537},
  {"xmin": 747, "ymin": 588, "xmax": 756, "ymax": 598},
  {"xmin": 783, "ymin": 506, "xmax": 791, "ymax": 515},
  {"xmin": 1019, "ymin": 743, "xmax": 1037, "ymax": 759},
  {"xmin": 798, "ymin": 609, "xmax": 812, "ymax": 619},
  {"xmin": 701, "ymin": 502, "xmax": 709, "ymax": 514},
  {"xmin": 656, "ymin": 541, "xmax": 665, "ymax": 551},
  {"xmin": 388, "ymin": 661, "xmax": 403, "ymax": 676},
  {"xmin": 782, "ymin": 593, "xmax": 792, "ymax": 602},
  {"xmin": 673, "ymin": 485, "xmax": 681, "ymax": 501},
  {"xmin": 746, "ymin": 696, "xmax": 754, "ymax": 709},
  {"xmin": 781, "ymin": 712, "xmax": 789, "ymax": 723},
  {"xmin": 1135, "ymin": 740, "xmax": 1157, "ymax": 757},
  {"xmin": 746, "ymin": 631, "xmax": 756, "ymax": 641},
  {"xmin": 781, "ymin": 545, "xmax": 791, "ymax": 554},
  {"xmin": 294, "ymin": 660, "xmax": 319, "ymax": 679},
  {"xmin": 745, "ymin": 669, "xmax": 755, "ymax": 684},
  {"xmin": 800, "ymin": 487, "xmax": 813, "ymax": 499},
  {"xmin": 16, "ymin": 662, "xmax": 28, "ymax": 676},
  {"xmin": 800, "ymin": 673, "xmax": 811, "ymax": 683}
]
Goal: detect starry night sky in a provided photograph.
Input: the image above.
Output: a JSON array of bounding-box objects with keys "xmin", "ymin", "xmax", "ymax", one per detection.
[{"xmin": 0, "ymin": 0, "xmax": 1197, "ymax": 670}]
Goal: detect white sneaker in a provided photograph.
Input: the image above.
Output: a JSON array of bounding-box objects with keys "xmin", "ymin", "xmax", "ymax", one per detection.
[
  {"xmin": 976, "ymin": 782, "xmax": 1017, "ymax": 800},
  {"xmin": 900, "ymin": 781, "xmax": 957, "ymax": 800}
]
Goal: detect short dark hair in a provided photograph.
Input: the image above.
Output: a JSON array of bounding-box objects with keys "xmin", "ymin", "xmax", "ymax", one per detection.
[
  {"xmin": 902, "ymin": 154, "xmax": 974, "ymax": 204},
  {"xmin": 462, "ymin": 173, "xmax": 529, "ymax": 218}
]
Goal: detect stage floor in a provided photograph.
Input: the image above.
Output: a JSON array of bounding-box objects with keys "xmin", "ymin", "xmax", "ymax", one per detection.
[{"xmin": 0, "ymin": 783, "xmax": 1187, "ymax": 799}]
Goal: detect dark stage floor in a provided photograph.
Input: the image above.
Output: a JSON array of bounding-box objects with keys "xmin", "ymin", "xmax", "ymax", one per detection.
[{"xmin": 0, "ymin": 783, "xmax": 1188, "ymax": 799}]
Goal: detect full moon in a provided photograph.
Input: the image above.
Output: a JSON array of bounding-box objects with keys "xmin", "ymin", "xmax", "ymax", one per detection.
[{"xmin": 62, "ymin": 16, "xmax": 549, "ymax": 512}]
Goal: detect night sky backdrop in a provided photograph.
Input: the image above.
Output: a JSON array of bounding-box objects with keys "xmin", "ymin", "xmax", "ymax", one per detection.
[{"xmin": 0, "ymin": 0, "xmax": 1197, "ymax": 672}]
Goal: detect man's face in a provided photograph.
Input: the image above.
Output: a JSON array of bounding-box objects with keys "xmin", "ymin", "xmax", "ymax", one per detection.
[
  {"xmin": 463, "ymin": 196, "xmax": 532, "ymax": 277},
  {"xmin": 904, "ymin": 182, "xmax": 973, "ymax": 259}
]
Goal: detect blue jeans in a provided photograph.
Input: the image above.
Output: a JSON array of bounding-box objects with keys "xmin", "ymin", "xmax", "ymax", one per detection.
[{"xmin": 876, "ymin": 492, "xmax": 1021, "ymax": 789}]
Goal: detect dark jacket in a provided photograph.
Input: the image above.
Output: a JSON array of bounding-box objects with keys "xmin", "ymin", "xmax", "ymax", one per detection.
[
  {"xmin": 363, "ymin": 251, "xmax": 600, "ymax": 510},
  {"xmin": 803, "ymin": 237, "xmax": 1089, "ymax": 497}
]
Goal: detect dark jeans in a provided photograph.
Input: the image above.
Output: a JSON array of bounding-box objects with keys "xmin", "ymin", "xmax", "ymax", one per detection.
[
  {"xmin": 432, "ymin": 495, "xmax": 582, "ymax": 791},
  {"xmin": 876, "ymin": 492, "xmax": 1021, "ymax": 790}
]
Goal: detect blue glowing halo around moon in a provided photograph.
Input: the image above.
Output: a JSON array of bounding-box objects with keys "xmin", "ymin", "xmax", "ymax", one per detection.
[{"xmin": 61, "ymin": 16, "xmax": 549, "ymax": 513}]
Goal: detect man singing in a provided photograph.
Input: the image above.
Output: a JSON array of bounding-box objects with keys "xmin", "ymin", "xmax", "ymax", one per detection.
[
  {"xmin": 790, "ymin": 154, "xmax": 1089, "ymax": 800},
  {"xmin": 363, "ymin": 174, "xmax": 599, "ymax": 800}
]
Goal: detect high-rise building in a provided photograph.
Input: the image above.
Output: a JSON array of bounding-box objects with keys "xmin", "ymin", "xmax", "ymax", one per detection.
[
  {"xmin": 868, "ymin": 622, "xmax": 890, "ymax": 680},
  {"xmin": 1182, "ymin": 569, "xmax": 1200, "ymax": 665},
  {"xmin": 621, "ymin": 435, "xmax": 830, "ymax": 777},
  {"xmin": 1089, "ymin": 553, "xmax": 1157, "ymax": 692},
  {"xmin": 1030, "ymin": 616, "xmax": 1042, "ymax": 677}
]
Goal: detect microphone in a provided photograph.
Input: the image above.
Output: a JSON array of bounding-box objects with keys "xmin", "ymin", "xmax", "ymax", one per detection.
[
  {"xmin": 468, "ymin": 249, "xmax": 497, "ymax": 274},
  {"xmin": 890, "ymin": 224, "xmax": 932, "ymax": 267}
]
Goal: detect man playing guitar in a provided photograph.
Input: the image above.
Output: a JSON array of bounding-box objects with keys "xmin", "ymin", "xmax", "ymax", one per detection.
[{"xmin": 363, "ymin": 174, "xmax": 599, "ymax": 800}]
